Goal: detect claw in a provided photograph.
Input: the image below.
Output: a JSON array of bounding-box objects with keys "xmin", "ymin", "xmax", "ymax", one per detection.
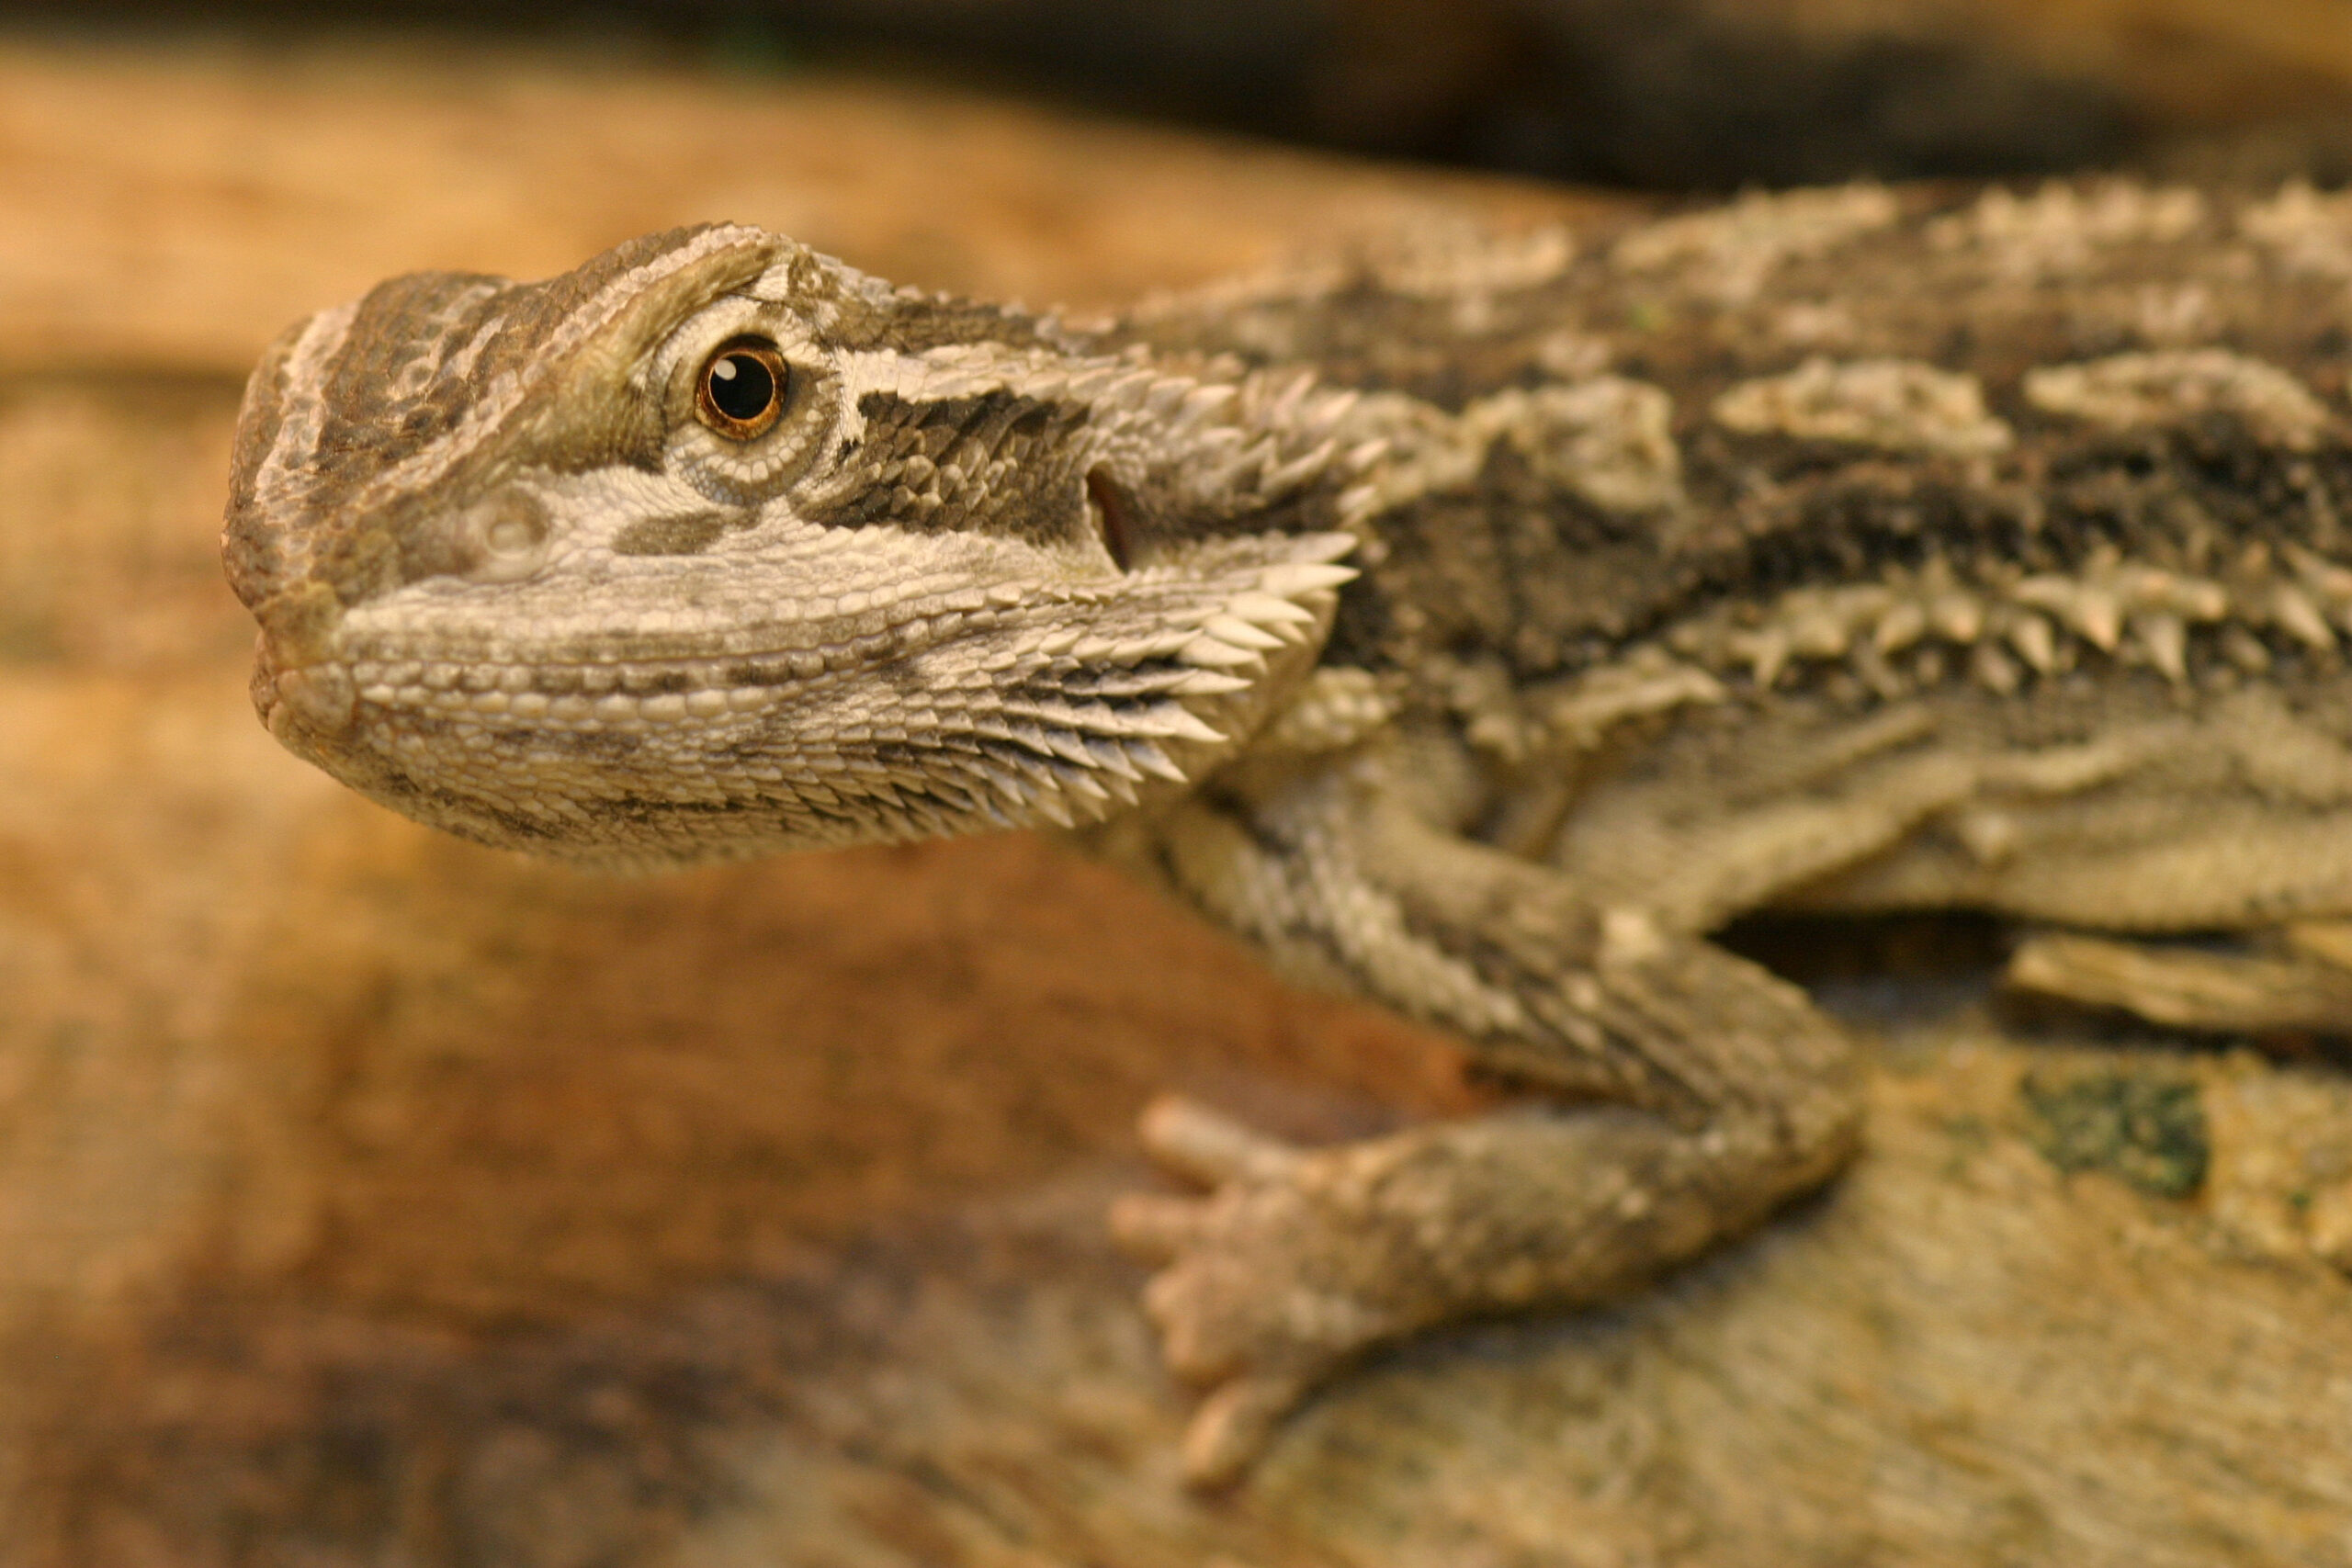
[
  {"xmin": 1137, "ymin": 1095, "xmax": 1303, "ymax": 1185},
  {"xmin": 1182, "ymin": 1371, "xmax": 1315, "ymax": 1489},
  {"xmin": 1108, "ymin": 1192, "xmax": 1204, "ymax": 1263}
]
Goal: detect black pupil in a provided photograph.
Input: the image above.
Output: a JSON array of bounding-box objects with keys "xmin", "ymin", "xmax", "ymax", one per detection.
[{"xmin": 708, "ymin": 353, "xmax": 777, "ymax": 422}]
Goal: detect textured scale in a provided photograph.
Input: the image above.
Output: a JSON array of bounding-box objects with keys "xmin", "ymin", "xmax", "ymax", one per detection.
[{"xmin": 223, "ymin": 178, "xmax": 2352, "ymax": 1485}]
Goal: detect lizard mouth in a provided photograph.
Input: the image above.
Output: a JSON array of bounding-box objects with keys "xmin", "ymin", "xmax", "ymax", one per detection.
[
  {"xmin": 338, "ymin": 651, "xmax": 803, "ymax": 729},
  {"xmin": 312, "ymin": 598, "xmax": 979, "ymax": 739},
  {"xmin": 246, "ymin": 580, "xmax": 362, "ymax": 741},
  {"xmin": 251, "ymin": 644, "xmax": 358, "ymax": 739}
]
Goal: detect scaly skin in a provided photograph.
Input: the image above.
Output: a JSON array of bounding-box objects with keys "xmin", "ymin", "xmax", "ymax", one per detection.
[{"xmin": 224, "ymin": 180, "xmax": 2352, "ymax": 1483}]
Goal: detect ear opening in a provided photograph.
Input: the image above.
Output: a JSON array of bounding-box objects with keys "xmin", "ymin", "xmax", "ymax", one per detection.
[{"xmin": 1087, "ymin": 467, "xmax": 1135, "ymax": 572}]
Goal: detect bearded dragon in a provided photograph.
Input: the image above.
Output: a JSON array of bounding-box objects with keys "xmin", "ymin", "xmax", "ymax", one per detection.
[{"xmin": 221, "ymin": 179, "xmax": 2352, "ymax": 1484}]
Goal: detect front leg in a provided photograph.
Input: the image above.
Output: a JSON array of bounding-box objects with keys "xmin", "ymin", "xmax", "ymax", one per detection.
[{"xmin": 1111, "ymin": 747, "xmax": 1864, "ymax": 1483}]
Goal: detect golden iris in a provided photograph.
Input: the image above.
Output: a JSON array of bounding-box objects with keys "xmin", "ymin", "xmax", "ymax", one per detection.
[{"xmin": 695, "ymin": 337, "xmax": 789, "ymax": 440}]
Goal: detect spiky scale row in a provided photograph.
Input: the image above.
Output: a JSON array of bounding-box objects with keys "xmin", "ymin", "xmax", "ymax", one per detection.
[{"xmin": 1655, "ymin": 542, "xmax": 2352, "ymax": 703}]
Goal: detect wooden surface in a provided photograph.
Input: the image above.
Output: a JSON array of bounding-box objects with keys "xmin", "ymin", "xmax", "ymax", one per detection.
[
  {"xmin": 3, "ymin": 33, "xmax": 2351, "ymax": 1568},
  {"xmin": 0, "ymin": 35, "xmax": 1590, "ymax": 374}
]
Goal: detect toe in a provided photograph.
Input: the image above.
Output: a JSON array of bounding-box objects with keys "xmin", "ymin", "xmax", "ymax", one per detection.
[
  {"xmin": 1182, "ymin": 1370, "xmax": 1314, "ymax": 1489},
  {"xmin": 1141, "ymin": 1268, "xmax": 1236, "ymax": 1381},
  {"xmin": 1137, "ymin": 1095, "xmax": 1303, "ymax": 1186},
  {"xmin": 1109, "ymin": 1192, "xmax": 1205, "ymax": 1263}
]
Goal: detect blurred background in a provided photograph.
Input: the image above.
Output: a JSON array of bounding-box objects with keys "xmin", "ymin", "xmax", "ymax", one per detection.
[
  {"xmin": 13, "ymin": 0, "xmax": 2352, "ymax": 189},
  {"xmin": 3, "ymin": 6, "xmax": 2351, "ymax": 1566}
]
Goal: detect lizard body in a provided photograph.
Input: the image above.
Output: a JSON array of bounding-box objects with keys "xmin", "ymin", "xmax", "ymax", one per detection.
[{"xmin": 222, "ymin": 178, "xmax": 2352, "ymax": 1482}]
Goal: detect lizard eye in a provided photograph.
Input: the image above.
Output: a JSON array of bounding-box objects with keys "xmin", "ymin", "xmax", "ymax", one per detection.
[{"xmin": 695, "ymin": 337, "xmax": 789, "ymax": 440}]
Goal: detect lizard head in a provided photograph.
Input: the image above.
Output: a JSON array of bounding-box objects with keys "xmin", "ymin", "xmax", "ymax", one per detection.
[{"xmin": 221, "ymin": 224, "xmax": 1365, "ymax": 864}]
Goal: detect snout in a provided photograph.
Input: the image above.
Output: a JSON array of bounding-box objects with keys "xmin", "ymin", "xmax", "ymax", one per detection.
[{"xmin": 245, "ymin": 580, "xmax": 356, "ymax": 739}]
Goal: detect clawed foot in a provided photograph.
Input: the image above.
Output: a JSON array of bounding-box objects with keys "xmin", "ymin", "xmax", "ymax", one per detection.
[
  {"xmin": 1110, "ymin": 1096, "xmax": 1393, "ymax": 1486},
  {"xmin": 1109, "ymin": 1084, "xmax": 1834, "ymax": 1486}
]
